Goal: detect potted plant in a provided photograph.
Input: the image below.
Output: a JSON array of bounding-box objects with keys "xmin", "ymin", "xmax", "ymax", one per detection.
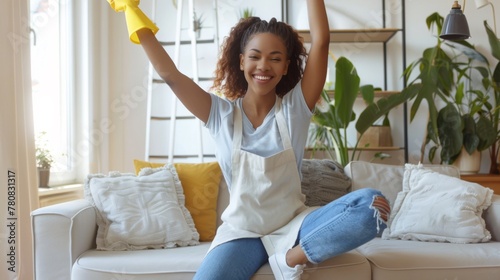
[
  {"xmin": 239, "ymin": 8, "xmax": 254, "ymax": 19},
  {"xmin": 309, "ymin": 56, "xmax": 420, "ymax": 166},
  {"xmin": 193, "ymin": 11, "xmax": 204, "ymax": 38},
  {"xmin": 481, "ymin": 21, "xmax": 500, "ymax": 173},
  {"xmin": 403, "ymin": 12, "xmax": 496, "ymax": 171},
  {"xmin": 35, "ymin": 131, "xmax": 54, "ymax": 188}
]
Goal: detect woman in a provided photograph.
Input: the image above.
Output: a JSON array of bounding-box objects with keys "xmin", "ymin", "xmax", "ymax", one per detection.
[{"xmin": 108, "ymin": 1, "xmax": 390, "ymax": 279}]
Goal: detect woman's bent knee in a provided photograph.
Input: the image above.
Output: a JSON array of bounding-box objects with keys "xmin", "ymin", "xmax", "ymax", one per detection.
[{"xmin": 351, "ymin": 188, "xmax": 391, "ymax": 232}]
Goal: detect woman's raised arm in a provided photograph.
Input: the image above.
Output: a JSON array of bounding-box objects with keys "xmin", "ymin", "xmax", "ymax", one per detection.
[
  {"xmin": 301, "ymin": 0, "xmax": 330, "ymax": 110},
  {"xmin": 137, "ymin": 29, "xmax": 211, "ymax": 123},
  {"xmin": 108, "ymin": 0, "xmax": 211, "ymax": 123}
]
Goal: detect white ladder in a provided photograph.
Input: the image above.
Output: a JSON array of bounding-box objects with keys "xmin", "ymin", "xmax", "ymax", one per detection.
[{"xmin": 145, "ymin": 0, "xmax": 219, "ymax": 163}]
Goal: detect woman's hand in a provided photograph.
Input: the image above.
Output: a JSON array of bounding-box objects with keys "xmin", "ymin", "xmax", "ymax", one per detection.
[
  {"xmin": 107, "ymin": 0, "xmax": 140, "ymax": 12},
  {"xmin": 106, "ymin": 0, "xmax": 158, "ymax": 44}
]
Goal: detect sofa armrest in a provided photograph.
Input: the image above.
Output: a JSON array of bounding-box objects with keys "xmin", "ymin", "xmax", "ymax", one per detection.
[
  {"xmin": 31, "ymin": 199, "xmax": 97, "ymax": 280},
  {"xmin": 485, "ymin": 194, "xmax": 500, "ymax": 242}
]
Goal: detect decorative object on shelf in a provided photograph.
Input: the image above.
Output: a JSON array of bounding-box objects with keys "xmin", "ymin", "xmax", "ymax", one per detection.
[
  {"xmin": 440, "ymin": 1, "xmax": 471, "ymax": 40},
  {"xmin": 356, "ymin": 82, "xmax": 394, "ymax": 149},
  {"xmin": 239, "ymin": 7, "xmax": 254, "ymax": 19},
  {"xmin": 404, "ymin": 12, "xmax": 496, "ymax": 169},
  {"xmin": 35, "ymin": 131, "xmax": 54, "ymax": 188},
  {"xmin": 193, "ymin": 10, "xmax": 204, "ymax": 38},
  {"xmin": 309, "ymin": 56, "xmax": 419, "ymax": 166},
  {"xmin": 357, "ymin": 125, "xmax": 393, "ymax": 148}
]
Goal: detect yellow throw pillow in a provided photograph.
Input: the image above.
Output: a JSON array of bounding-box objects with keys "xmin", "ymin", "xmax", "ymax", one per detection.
[
  {"xmin": 134, "ymin": 159, "xmax": 165, "ymax": 174},
  {"xmin": 133, "ymin": 159, "xmax": 222, "ymax": 241}
]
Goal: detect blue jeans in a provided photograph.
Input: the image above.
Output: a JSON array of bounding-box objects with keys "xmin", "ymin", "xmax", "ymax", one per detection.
[{"xmin": 193, "ymin": 188, "xmax": 388, "ymax": 280}]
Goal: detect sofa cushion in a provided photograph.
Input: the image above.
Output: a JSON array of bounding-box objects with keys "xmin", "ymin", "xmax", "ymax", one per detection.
[
  {"xmin": 485, "ymin": 194, "xmax": 500, "ymax": 241},
  {"xmin": 357, "ymin": 238, "xmax": 500, "ymax": 280},
  {"xmin": 71, "ymin": 244, "xmax": 371, "ymax": 280},
  {"xmin": 84, "ymin": 166, "xmax": 199, "ymax": 250},
  {"xmin": 344, "ymin": 161, "xmax": 460, "ymax": 207},
  {"xmin": 133, "ymin": 159, "xmax": 222, "ymax": 241},
  {"xmin": 382, "ymin": 164, "xmax": 493, "ymax": 243}
]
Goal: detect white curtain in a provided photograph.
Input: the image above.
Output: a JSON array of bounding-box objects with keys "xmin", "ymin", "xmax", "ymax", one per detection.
[{"xmin": 1, "ymin": 0, "xmax": 38, "ymax": 279}]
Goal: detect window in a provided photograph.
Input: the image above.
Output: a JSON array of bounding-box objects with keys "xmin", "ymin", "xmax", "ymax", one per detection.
[{"xmin": 30, "ymin": 0, "xmax": 76, "ymax": 186}]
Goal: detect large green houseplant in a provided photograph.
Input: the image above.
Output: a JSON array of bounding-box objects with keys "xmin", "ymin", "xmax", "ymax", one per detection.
[
  {"xmin": 309, "ymin": 56, "xmax": 420, "ymax": 166},
  {"xmin": 403, "ymin": 13, "xmax": 496, "ymax": 165},
  {"xmin": 481, "ymin": 21, "xmax": 500, "ymax": 173}
]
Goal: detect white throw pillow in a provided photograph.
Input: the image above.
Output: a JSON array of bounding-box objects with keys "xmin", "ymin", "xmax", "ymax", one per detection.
[
  {"xmin": 382, "ymin": 163, "xmax": 493, "ymax": 243},
  {"xmin": 345, "ymin": 161, "xmax": 460, "ymax": 207},
  {"xmin": 84, "ymin": 165, "xmax": 200, "ymax": 250}
]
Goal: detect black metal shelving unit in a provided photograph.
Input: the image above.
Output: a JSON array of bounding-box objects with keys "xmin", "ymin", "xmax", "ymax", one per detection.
[{"xmin": 285, "ymin": 0, "xmax": 408, "ymax": 162}]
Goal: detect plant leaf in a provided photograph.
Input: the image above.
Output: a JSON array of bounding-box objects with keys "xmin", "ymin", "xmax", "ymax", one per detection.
[
  {"xmin": 427, "ymin": 120, "xmax": 438, "ymax": 144},
  {"xmin": 484, "ymin": 21, "xmax": 500, "ymax": 61},
  {"xmin": 446, "ymin": 40, "xmax": 488, "ymax": 63},
  {"xmin": 462, "ymin": 114, "xmax": 479, "ymax": 154},
  {"xmin": 476, "ymin": 115, "xmax": 497, "ymax": 151},
  {"xmin": 360, "ymin": 84, "xmax": 375, "ymax": 105},
  {"xmin": 356, "ymin": 84, "xmax": 421, "ymax": 135},
  {"xmin": 426, "ymin": 12, "xmax": 443, "ymax": 37},
  {"xmin": 335, "ymin": 57, "xmax": 360, "ymax": 128},
  {"xmin": 438, "ymin": 104, "xmax": 463, "ymax": 164},
  {"xmin": 493, "ymin": 62, "xmax": 500, "ymax": 88},
  {"xmin": 429, "ymin": 145, "xmax": 437, "ymax": 163},
  {"xmin": 455, "ymin": 82, "xmax": 464, "ymax": 105}
]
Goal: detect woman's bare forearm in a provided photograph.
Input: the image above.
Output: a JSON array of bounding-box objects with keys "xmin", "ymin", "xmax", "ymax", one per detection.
[{"xmin": 136, "ymin": 28, "xmax": 211, "ymax": 122}]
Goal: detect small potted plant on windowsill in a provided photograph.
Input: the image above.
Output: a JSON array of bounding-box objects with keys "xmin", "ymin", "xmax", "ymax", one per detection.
[{"xmin": 36, "ymin": 132, "xmax": 54, "ymax": 188}]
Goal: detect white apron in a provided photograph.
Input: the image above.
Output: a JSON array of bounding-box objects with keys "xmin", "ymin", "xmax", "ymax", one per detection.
[{"xmin": 208, "ymin": 98, "xmax": 317, "ymax": 256}]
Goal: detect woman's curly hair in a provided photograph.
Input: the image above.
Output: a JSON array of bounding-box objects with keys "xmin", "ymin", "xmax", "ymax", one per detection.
[{"xmin": 211, "ymin": 17, "xmax": 307, "ymax": 100}]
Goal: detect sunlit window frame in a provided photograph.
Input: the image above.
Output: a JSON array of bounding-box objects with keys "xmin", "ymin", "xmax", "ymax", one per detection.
[{"xmin": 31, "ymin": 0, "xmax": 80, "ymax": 186}]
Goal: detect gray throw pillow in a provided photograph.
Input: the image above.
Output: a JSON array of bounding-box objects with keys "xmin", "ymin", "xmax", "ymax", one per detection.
[{"xmin": 301, "ymin": 159, "xmax": 351, "ymax": 207}]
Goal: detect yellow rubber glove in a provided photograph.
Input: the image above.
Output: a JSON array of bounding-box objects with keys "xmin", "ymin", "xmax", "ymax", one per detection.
[{"xmin": 108, "ymin": 0, "xmax": 159, "ymax": 44}]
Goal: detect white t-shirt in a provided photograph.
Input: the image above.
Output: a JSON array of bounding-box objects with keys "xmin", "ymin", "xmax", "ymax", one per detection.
[{"xmin": 205, "ymin": 81, "xmax": 313, "ymax": 188}]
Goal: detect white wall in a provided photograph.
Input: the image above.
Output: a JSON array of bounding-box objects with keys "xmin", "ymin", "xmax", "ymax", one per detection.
[
  {"xmin": 106, "ymin": 5, "xmax": 150, "ymax": 173},
  {"xmin": 103, "ymin": 0, "xmax": 500, "ymax": 173}
]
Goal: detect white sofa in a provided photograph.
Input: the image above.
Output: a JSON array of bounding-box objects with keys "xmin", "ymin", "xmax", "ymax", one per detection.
[{"xmin": 31, "ymin": 161, "xmax": 500, "ymax": 280}]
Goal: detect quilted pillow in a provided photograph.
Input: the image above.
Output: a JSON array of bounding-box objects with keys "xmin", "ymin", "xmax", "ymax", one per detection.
[
  {"xmin": 133, "ymin": 159, "xmax": 222, "ymax": 241},
  {"xmin": 382, "ymin": 163, "xmax": 493, "ymax": 243},
  {"xmin": 84, "ymin": 165, "xmax": 200, "ymax": 250}
]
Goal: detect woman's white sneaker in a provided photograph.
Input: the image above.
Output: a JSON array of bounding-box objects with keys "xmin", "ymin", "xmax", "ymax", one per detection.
[{"xmin": 269, "ymin": 252, "xmax": 305, "ymax": 280}]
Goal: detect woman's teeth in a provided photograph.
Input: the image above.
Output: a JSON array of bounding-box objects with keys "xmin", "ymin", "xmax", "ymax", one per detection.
[{"xmin": 254, "ymin": 75, "xmax": 271, "ymax": 81}]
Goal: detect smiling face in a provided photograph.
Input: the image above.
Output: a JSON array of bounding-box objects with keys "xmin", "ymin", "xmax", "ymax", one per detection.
[{"xmin": 239, "ymin": 32, "xmax": 290, "ymax": 98}]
